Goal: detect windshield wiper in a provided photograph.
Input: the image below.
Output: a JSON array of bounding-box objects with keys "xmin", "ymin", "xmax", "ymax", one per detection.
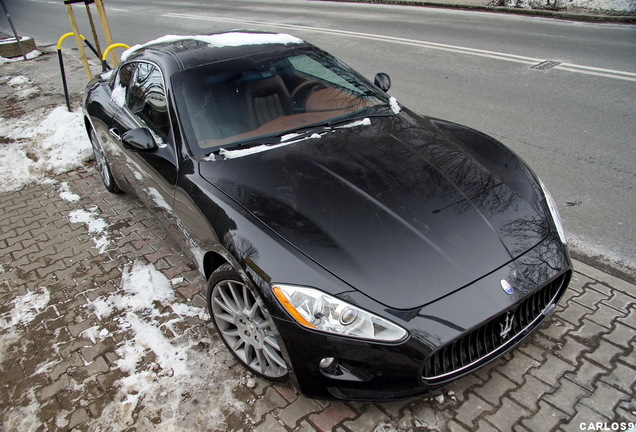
[
  {"xmin": 276, "ymin": 111, "xmax": 382, "ymax": 139},
  {"xmin": 217, "ymin": 134, "xmax": 282, "ymax": 152},
  {"xmin": 202, "ymin": 105, "xmax": 395, "ymax": 160}
]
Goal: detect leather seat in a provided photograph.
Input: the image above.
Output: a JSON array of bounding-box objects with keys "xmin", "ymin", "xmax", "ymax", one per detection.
[{"xmin": 240, "ymin": 70, "xmax": 290, "ymax": 129}]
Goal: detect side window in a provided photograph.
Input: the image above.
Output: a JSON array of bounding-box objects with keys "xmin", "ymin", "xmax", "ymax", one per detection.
[
  {"xmin": 127, "ymin": 63, "xmax": 170, "ymax": 142},
  {"xmin": 111, "ymin": 62, "xmax": 136, "ymax": 108}
]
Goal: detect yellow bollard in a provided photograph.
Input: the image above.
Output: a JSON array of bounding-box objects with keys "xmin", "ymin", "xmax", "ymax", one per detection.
[
  {"xmin": 57, "ymin": 32, "xmax": 102, "ymax": 111},
  {"xmin": 101, "ymin": 43, "xmax": 130, "ymax": 71}
]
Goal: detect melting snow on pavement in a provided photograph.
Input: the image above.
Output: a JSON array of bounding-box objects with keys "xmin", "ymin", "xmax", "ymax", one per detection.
[
  {"xmin": 0, "ymin": 83, "xmax": 92, "ymax": 193},
  {"xmin": 0, "ymin": 73, "xmax": 247, "ymax": 428},
  {"xmin": 0, "ymin": 49, "xmax": 41, "ymax": 66},
  {"xmin": 0, "ymin": 287, "xmax": 51, "ymax": 365},
  {"xmin": 68, "ymin": 207, "xmax": 111, "ymax": 253},
  {"xmin": 82, "ymin": 261, "xmax": 244, "ymax": 430},
  {"xmin": 0, "ymin": 258, "xmax": 247, "ymax": 430}
]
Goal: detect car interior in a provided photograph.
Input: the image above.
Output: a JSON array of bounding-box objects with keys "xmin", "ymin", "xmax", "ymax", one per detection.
[{"xmin": 176, "ymin": 54, "xmax": 383, "ymax": 150}]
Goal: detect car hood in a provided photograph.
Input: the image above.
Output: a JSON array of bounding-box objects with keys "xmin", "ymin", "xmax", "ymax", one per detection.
[{"xmin": 199, "ymin": 111, "xmax": 550, "ymax": 309}]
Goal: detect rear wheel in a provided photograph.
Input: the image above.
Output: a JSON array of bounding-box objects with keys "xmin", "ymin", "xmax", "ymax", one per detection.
[
  {"xmin": 207, "ymin": 266, "xmax": 289, "ymax": 381},
  {"xmin": 89, "ymin": 128, "xmax": 120, "ymax": 194}
]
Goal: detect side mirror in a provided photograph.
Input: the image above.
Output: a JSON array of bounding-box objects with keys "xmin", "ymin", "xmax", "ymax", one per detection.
[
  {"xmin": 122, "ymin": 128, "xmax": 157, "ymax": 152},
  {"xmin": 374, "ymin": 73, "xmax": 391, "ymax": 92}
]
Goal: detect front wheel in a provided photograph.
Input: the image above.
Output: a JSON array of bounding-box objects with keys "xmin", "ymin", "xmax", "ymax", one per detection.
[
  {"xmin": 89, "ymin": 128, "xmax": 120, "ymax": 194},
  {"xmin": 207, "ymin": 266, "xmax": 289, "ymax": 381}
]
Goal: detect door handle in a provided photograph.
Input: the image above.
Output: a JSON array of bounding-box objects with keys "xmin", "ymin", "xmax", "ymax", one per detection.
[{"xmin": 109, "ymin": 128, "xmax": 121, "ymax": 140}]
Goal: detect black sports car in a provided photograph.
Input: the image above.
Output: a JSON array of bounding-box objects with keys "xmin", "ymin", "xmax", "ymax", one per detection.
[{"xmin": 83, "ymin": 31, "xmax": 571, "ymax": 401}]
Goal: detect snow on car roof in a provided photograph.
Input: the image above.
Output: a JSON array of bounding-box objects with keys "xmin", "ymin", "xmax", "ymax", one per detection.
[{"xmin": 121, "ymin": 32, "xmax": 304, "ymax": 62}]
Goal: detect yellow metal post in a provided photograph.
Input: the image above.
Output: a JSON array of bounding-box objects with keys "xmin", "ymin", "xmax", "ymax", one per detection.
[
  {"xmin": 101, "ymin": 43, "xmax": 129, "ymax": 71},
  {"xmin": 102, "ymin": 43, "xmax": 130, "ymax": 62},
  {"xmin": 65, "ymin": 3, "xmax": 92, "ymax": 80}
]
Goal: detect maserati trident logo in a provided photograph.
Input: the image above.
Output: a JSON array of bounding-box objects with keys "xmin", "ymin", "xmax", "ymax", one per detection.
[
  {"xmin": 499, "ymin": 311, "xmax": 515, "ymax": 339},
  {"xmin": 500, "ymin": 279, "xmax": 515, "ymax": 295}
]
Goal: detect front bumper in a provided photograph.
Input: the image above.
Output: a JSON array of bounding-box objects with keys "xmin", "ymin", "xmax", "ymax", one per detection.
[{"xmin": 273, "ymin": 232, "xmax": 571, "ymax": 401}]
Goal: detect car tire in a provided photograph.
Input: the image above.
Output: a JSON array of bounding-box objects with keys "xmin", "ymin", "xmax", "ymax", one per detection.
[
  {"xmin": 89, "ymin": 127, "xmax": 121, "ymax": 194},
  {"xmin": 207, "ymin": 264, "xmax": 289, "ymax": 381}
]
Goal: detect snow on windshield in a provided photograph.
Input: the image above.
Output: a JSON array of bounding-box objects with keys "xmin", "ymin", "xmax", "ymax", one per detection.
[
  {"xmin": 219, "ymin": 133, "xmax": 324, "ymax": 159},
  {"xmin": 217, "ymin": 117, "xmax": 373, "ymax": 159},
  {"xmin": 389, "ymin": 96, "xmax": 401, "ymax": 114}
]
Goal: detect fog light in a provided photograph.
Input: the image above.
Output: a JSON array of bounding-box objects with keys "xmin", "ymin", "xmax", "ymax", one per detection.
[{"xmin": 319, "ymin": 357, "xmax": 337, "ymax": 370}]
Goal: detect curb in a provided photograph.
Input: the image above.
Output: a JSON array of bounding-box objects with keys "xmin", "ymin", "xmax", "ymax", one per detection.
[
  {"xmin": 319, "ymin": 0, "xmax": 636, "ymax": 23},
  {"xmin": 0, "ymin": 36, "xmax": 37, "ymax": 58}
]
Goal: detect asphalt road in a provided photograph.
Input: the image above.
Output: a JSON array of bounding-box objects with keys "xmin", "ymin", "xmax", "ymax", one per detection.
[{"xmin": 3, "ymin": 0, "xmax": 636, "ymax": 279}]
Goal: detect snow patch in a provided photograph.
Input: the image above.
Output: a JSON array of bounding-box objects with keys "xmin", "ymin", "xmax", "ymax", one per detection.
[
  {"xmin": 122, "ymin": 33, "xmax": 303, "ymax": 61},
  {"xmin": 220, "ymin": 133, "xmax": 322, "ymax": 159},
  {"xmin": 84, "ymin": 261, "xmax": 244, "ymax": 429},
  {"xmin": 8, "ymin": 75, "xmax": 30, "ymax": 86},
  {"xmin": 111, "ymin": 80, "xmax": 126, "ymax": 108},
  {"xmin": 120, "ymin": 262, "xmax": 176, "ymax": 311},
  {"xmin": 0, "ymin": 106, "xmax": 92, "ymax": 192},
  {"xmin": 58, "ymin": 182, "xmax": 80, "ymax": 202},
  {"xmin": 0, "ymin": 287, "xmax": 51, "ymax": 365},
  {"xmin": 80, "ymin": 325, "xmax": 104, "ymax": 344},
  {"xmin": 278, "ymin": 118, "xmax": 371, "ymax": 140},
  {"xmin": 389, "ymin": 96, "xmax": 401, "ymax": 114},
  {"xmin": 146, "ymin": 187, "xmax": 173, "ymax": 211},
  {"xmin": 0, "ymin": 36, "xmax": 33, "ymax": 46},
  {"xmin": 1, "ymin": 287, "xmax": 51, "ymax": 329},
  {"xmin": 280, "ymin": 132, "xmax": 304, "ymax": 142},
  {"xmin": 68, "ymin": 207, "xmax": 111, "ymax": 253},
  {"xmin": 1, "ymin": 390, "xmax": 41, "ymax": 432},
  {"xmin": 171, "ymin": 276, "xmax": 185, "ymax": 286},
  {"xmin": 5, "ymin": 75, "xmax": 39, "ymax": 100},
  {"xmin": 0, "ymin": 50, "xmax": 41, "ymax": 65},
  {"xmin": 68, "ymin": 208, "xmax": 108, "ymax": 235},
  {"xmin": 337, "ymin": 118, "xmax": 372, "ymax": 128}
]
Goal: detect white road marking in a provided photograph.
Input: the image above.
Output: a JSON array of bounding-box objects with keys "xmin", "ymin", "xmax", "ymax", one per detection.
[{"xmin": 162, "ymin": 12, "xmax": 636, "ymax": 82}]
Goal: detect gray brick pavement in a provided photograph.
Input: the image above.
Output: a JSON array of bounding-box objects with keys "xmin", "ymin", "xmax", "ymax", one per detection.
[
  {"xmin": 0, "ymin": 166, "xmax": 632, "ymax": 431},
  {"xmin": 1, "ymin": 48, "xmax": 634, "ymax": 432}
]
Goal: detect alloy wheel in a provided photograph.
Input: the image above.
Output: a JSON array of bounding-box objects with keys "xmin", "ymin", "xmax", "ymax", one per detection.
[
  {"xmin": 210, "ymin": 278, "xmax": 288, "ymax": 379},
  {"xmin": 90, "ymin": 129, "xmax": 116, "ymax": 192}
]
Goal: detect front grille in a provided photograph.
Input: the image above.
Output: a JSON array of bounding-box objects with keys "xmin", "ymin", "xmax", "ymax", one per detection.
[{"xmin": 421, "ymin": 271, "xmax": 570, "ymax": 382}]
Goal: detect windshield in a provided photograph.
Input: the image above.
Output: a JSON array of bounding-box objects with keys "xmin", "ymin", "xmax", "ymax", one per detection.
[{"xmin": 172, "ymin": 47, "xmax": 390, "ymax": 157}]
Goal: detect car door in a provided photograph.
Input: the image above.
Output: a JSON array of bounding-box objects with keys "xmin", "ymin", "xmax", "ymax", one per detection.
[{"xmin": 109, "ymin": 61, "xmax": 179, "ymax": 216}]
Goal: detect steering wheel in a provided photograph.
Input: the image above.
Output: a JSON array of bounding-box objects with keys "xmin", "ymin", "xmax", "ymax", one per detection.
[{"xmin": 287, "ymin": 80, "xmax": 324, "ymax": 113}]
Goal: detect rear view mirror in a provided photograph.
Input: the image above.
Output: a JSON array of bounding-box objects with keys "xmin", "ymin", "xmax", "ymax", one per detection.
[
  {"xmin": 374, "ymin": 73, "xmax": 391, "ymax": 92},
  {"xmin": 122, "ymin": 128, "xmax": 157, "ymax": 152}
]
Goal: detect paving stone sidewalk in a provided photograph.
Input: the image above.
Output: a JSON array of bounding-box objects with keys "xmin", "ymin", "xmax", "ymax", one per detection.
[
  {"xmin": 1, "ymin": 157, "xmax": 634, "ymax": 432},
  {"xmin": 1, "ymin": 48, "xmax": 635, "ymax": 432}
]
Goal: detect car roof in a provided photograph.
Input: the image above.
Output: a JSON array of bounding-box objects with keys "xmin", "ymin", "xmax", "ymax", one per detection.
[{"xmin": 122, "ymin": 31, "xmax": 313, "ymax": 72}]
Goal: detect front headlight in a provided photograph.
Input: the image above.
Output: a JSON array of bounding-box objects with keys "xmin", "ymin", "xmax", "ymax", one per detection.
[
  {"xmin": 272, "ymin": 285, "xmax": 407, "ymax": 342},
  {"xmin": 538, "ymin": 178, "xmax": 567, "ymax": 244}
]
